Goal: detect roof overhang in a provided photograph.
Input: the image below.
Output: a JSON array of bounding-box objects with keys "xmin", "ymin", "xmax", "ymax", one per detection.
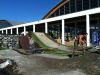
[{"xmin": 42, "ymin": 0, "xmax": 69, "ymax": 19}]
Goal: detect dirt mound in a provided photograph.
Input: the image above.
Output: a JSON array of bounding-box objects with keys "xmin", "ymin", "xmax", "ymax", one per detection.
[{"xmin": 0, "ymin": 59, "xmax": 22, "ymax": 75}]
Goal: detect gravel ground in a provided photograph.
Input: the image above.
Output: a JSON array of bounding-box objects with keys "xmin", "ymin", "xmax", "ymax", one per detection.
[{"xmin": 0, "ymin": 50, "xmax": 100, "ymax": 75}]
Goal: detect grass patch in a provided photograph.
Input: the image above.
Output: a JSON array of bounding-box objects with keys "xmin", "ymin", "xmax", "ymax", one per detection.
[
  {"xmin": 43, "ymin": 48, "xmax": 85, "ymax": 57},
  {"xmin": 43, "ymin": 48, "xmax": 71, "ymax": 56},
  {"xmin": 31, "ymin": 33, "xmax": 82, "ymax": 57},
  {"xmin": 0, "ymin": 47, "xmax": 8, "ymax": 50}
]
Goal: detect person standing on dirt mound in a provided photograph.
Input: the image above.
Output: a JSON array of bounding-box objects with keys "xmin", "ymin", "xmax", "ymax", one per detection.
[
  {"xmin": 92, "ymin": 31, "xmax": 99, "ymax": 48},
  {"xmin": 78, "ymin": 32, "xmax": 87, "ymax": 48},
  {"xmin": 98, "ymin": 32, "xmax": 100, "ymax": 48}
]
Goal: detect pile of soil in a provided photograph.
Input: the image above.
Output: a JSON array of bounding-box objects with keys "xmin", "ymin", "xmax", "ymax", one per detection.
[
  {"xmin": 40, "ymin": 52, "xmax": 100, "ymax": 75},
  {"xmin": 0, "ymin": 50, "xmax": 100, "ymax": 75},
  {"xmin": 0, "ymin": 59, "xmax": 22, "ymax": 75}
]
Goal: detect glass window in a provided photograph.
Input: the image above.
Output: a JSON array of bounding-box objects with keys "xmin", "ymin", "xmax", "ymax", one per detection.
[
  {"xmin": 8, "ymin": 29, "xmax": 11, "ymax": 34},
  {"xmin": 76, "ymin": 0, "xmax": 82, "ymax": 11},
  {"xmin": 90, "ymin": 0, "xmax": 98, "ymax": 8},
  {"xmin": 65, "ymin": 23, "xmax": 76, "ymax": 41},
  {"xmin": 60, "ymin": 6, "xmax": 64, "ymax": 15},
  {"xmin": 83, "ymin": 0, "xmax": 89, "ymax": 10},
  {"xmin": 65, "ymin": 2, "xmax": 70, "ymax": 14},
  {"xmin": 55, "ymin": 9, "xmax": 60, "ymax": 16},
  {"xmin": 12, "ymin": 28, "xmax": 16, "ymax": 35},
  {"xmin": 3, "ymin": 30, "xmax": 6, "ymax": 34},
  {"xmin": 76, "ymin": 22, "xmax": 86, "ymax": 33},
  {"xmin": 98, "ymin": 19, "xmax": 100, "ymax": 32},
  {"xmin": 26, "ymin": 25, "xmax": 33, "ymax": 32},
  {"xmin": 49, "ymin": 13, "xmax": 55, "ymax": 18},
  {"xmin": 0, "ymin": 31, "xmax": 2, "ymax": 34},
  {"xmin": 99, "ymin": 0, "xmax": 100, "ymax": 6},
  {"xmin": 18, "ymin": 27, "xmax": 24, "ymax": 34},
  {"xmin": 35, "ymin": 24, "xmax": 45, "ymax": 32},
  {"xmin": 48, "ymin": 23, "xmax": 62, "ymax": 39},
  {"xmin": 70, "ymin": 0, "xmax": 76, "ymax": 13}
]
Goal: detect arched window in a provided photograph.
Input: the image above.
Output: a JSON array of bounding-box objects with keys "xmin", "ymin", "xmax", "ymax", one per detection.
[
  {"xmin": 70, "ymin": 0, "xmax": 76, "ymax": 13},
  {"xmin": 83, "ymin": 0, "xmax": 90, "ymax": 10},
  {"xmin": 65, "ymin": 2, "xmax": 70, "ymax": 14},
  {"xmin": 76, "ymin": 0, "xmax": 82, "ymax": 11},
  {"xmin": 60, "ymin": 5, "xmax": 65, "ymax": 15},
  {"xmin": 90, "ymin": 0, "xmax": 98, "ymax": 8}
]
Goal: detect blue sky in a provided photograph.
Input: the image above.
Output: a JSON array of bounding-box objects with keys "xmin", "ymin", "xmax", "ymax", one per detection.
[{"xmin": 0, "ymin": 0, "xmax": 60, "ymax": 23}]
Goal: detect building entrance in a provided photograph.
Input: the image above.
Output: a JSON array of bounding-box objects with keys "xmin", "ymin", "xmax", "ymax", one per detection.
[
  {"xmin": 65, "ymin": 16, "xmax": 86, "ymax": 46},
  {"xmin": 90, "ymin": 14, "xmax": 100, "ymax": 46}
]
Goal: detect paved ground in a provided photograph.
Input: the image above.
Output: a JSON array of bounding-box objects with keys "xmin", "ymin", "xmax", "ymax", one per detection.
[{"xmin": 0, "ymin": 49, "xmax": 100, "ymax": 75}]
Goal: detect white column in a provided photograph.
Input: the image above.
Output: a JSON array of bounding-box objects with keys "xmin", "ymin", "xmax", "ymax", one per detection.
[
  {"xmin": 62, "ymin": 19, "xmax": 65, "ymax": 44},
  {"xmin": 33, "ymin": 25, "xmax": 35, "ymax": 32},
  {"xmin": 24, "ymin": 26, "xmax": 26, "ymax": 35},
  {"xmin": 17, "ymin": 27, "xmax": 19, "ymax": 34},
  {"xmin": 86, "ymin": 14, "xmax": 90, "ymax": 46},
  {"xmin": 11, "ymin": 29, "xmax": 12, "ymax": 34},
  {"xmin": 2, "ymin": 30, "xmax": 3, "ymax": 34},
  {"xmin": 45, "ymin": 22, "xmax": 48, "ymax": 33},
  {"xmin": 6, "ymin": 29, "xmax": 8, "ymax": 34}
]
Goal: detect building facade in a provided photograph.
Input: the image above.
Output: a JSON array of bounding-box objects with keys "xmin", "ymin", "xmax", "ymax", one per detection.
[
  {"xmin": 0, "ymin": 0, "xmax": 100, "ymax": 46},
  {"xmin": 43, "ymin": 0, "xmax": 100, "ymax": 46}
]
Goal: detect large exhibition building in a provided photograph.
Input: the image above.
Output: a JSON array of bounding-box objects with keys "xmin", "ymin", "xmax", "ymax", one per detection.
[{"xmin": 0, "ymin": 0, "xmax": 100, "ymax": 46}]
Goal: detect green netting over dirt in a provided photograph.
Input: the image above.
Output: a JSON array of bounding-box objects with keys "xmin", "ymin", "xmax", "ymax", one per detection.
[
  {"xmin": 31, "ymin": 33, "xmax": 83, "ymax": 57},
  {"xmin": 32, "ymin": 33, "xmax": 49, "ymax": 48}
]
